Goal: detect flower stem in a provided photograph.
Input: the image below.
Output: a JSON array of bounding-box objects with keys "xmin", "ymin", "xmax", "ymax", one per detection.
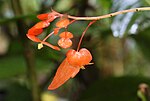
[
  {"xmin": 42, "ymin": 31, "xmax": 54, "ymax": 42},
  {"xmin": 68, "ymin": 7, "xmax": 150, "ymax": 21},
  {"xmin": 77, "ymin": 20, "xmax": 96, "ymax": 51}
]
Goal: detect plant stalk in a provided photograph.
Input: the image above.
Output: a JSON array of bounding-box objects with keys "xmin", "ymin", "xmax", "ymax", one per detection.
[
  {"xmin": 68, "ymin": 7, "xmax": 150, "ymax": 20},
  {"xmin": 11, "ymin": 0, "xmax": 41, "ymax": 101}
]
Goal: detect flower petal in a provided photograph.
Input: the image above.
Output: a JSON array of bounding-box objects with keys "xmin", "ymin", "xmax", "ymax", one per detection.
[
  {"xmin": 37, "ymin": 13, "xmax": 49, "ymax": 20},
  {"xmin": 59, "ymin": 31, "xmax": 73, "ymax": 38},
  {"xmin": 33, "ymin": 21, "xmax": 50, "ymax": 29},
  {"xmin": 58, "ymin": 38, "xmax": 72, "ymax": 48},
  {"xmin": 56, "ymin": 18, "xmax": 70, "ymax": 28},
  {"xmin": 28, "ymin": 27, "xmax": 43, "ymax": 35}
]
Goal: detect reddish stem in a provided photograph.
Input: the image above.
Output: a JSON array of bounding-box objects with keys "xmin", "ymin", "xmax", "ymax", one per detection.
[
  {"xmin": 42, "ymin": 31, "xmax": 54, "ymax": 42},
  {"xmin": 69, "ymin": 20, "xmax": 76, "ymax": 24},
  {"xmin": 77, "ymin": 20, "xmax": 96, "ymax": 51}
]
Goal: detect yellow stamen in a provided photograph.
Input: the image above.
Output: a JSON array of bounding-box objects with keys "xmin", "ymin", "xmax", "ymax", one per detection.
[
  {"xmin": 38, "ymin": 43, "xmax": 43, "ymax": 49},
  {"xmin": 80, "ymin": 66, "xmax": 85, "ymax": 69},
  {"xmin": 88, "ymin": 62, "xmax": 94, "ymax": 65}
]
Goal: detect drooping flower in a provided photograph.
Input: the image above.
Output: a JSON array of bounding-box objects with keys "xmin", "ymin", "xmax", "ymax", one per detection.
[
  {"xmin": 48, "ymin": 48, "xmax": 92, "ymax": 90},
  {"xmin": 57, "ymin": 31, "xmax": 74, "ymax": 48},
  {"xmin": 26, "ymin": 11, "xmax": 62, "ymax": 50}
]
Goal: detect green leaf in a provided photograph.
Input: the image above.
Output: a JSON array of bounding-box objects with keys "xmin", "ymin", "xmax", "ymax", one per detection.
[
  {"xmin": 0, "ymin": 55, "xmax": 54, "ymax": 79},
  {"xmin": 131, "ymin": 27, "xmax": 150, "ymax": 60}
]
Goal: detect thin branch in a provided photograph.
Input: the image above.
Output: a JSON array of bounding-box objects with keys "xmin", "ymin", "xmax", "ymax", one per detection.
[
  {"xmin": 77, "ymin": 21, "xmax": 96, "ymax": 51},
  {"xmin": 42, "ymin": 31, "xmax": 54, "ymax": 42},
  {"xmin": 67, "ymin": 7, "xmax": 150, "ymax": 20}
]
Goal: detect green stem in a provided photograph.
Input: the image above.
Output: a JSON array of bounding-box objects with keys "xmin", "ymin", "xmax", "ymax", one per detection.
[
  {"xmin": 11, "ymin": 0, "xmax": 41, "ymax": 101},
  {"xmin": 137, "ymin": 90, "xmax": 147, "ymax": 101}
]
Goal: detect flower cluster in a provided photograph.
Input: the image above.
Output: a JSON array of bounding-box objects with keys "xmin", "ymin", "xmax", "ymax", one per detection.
[
  {"xmin": 26, "ymin": 10, "xmax": 75, "ymax": 50},
  {"xmin": 26, "ymin": 7, "xmax": 150, "ymax": 90},
  {"xmin": 26, "ymin": 10, "xmax": 94, "ymax": 90}
]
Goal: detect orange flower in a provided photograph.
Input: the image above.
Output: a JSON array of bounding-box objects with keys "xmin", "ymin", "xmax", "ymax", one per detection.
[
  {"xmin": 48, "ymin": 48, "xmax": 92, "ymax": 90},
  {"xmin": 56, "ymin": 18, "xmax": 70, "ymax": 28},
  {"xmin": 26, "ymin": 20, "xmax": 50, "ymax": 43},
  {"xmin": 57, "ymin": 31, "xmax": 74, "ymax": 48},
  {"xmin": 37, "ymin": 13, "xmax": 49, "ymax": 20},
  {"xmin": 33, "ymin": 21, "xmax": 50, "ymax": 29},
  {"xmin": 59, "ymin": 31, "xmax": 73, "ymax": 38},
  {"xmin": 26, "ymin": 10, "xmax": 63, "ymax": 50},
  {"xmin": 58, "ymin": 38, "xmax": 72, "ymax": 48},
  {"xmin": 66, "ymin": 48, "xmax": 92, "ymax": 67}
]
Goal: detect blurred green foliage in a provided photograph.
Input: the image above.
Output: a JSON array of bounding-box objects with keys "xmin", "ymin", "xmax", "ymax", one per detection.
[
  {"xmin": 80, "ymin": 76, "xmax": 150, "ymax": 101},
  {"xmin": 0, "ymin": 0, "xmax": 150, "ymax": 101},
  {"xmin": 132, "ymin": 27, "xmax": 150, "ymax": 60}
]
